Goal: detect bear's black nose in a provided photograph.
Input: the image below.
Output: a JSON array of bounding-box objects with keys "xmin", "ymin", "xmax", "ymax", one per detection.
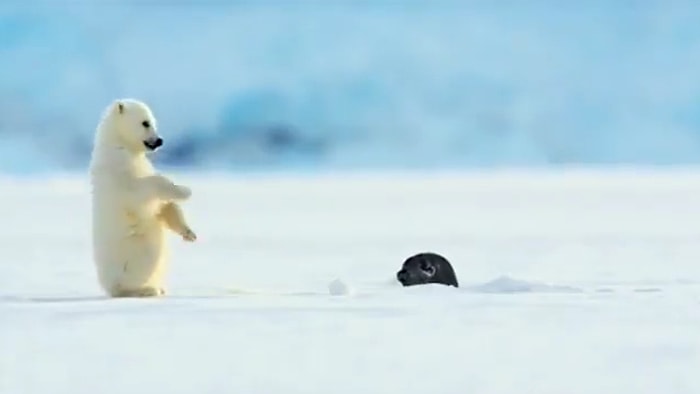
[{"xmin": 144, "ymin": 137, "xmax": 164, "ymax": 151}]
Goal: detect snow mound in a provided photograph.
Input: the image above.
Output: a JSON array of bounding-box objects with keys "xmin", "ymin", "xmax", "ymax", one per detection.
[
  {"xmin": 467, "ymin": 275, "xmax": 584, "ymax": 294},
  {"xmin": 328, "ymin": 279, "xmax": 353, "ymax": 296}
]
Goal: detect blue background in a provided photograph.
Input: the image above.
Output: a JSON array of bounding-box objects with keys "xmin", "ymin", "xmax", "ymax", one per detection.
[{"xmin": 2, "ymin": 1, "xmax": 700, "ymax": 174}]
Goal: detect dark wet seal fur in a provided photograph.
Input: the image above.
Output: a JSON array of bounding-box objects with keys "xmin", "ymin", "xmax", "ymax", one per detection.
[{"xmin": 396, "ymin": 252, "xmax": 459, "ymax": 288}]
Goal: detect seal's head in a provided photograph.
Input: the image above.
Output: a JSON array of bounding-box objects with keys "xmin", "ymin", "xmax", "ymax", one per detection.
[{"xmin": 396, "ymin": 252, "xmax": 459, "ymax": 288}]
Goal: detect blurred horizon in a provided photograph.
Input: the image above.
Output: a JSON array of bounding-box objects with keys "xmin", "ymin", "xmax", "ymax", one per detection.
[{"xmin": 2, "ymin": 1, "xmax": 700, "ymax": 174}]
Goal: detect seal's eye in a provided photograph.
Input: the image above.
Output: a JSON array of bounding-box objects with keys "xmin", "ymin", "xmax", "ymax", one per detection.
[
  {"xmin": 420, "ymin": 261, "xmax": 435, "ymax": 276},
  {"xmin": 142, "ymin": 120, "xmax": 150, "ymax": 128}
]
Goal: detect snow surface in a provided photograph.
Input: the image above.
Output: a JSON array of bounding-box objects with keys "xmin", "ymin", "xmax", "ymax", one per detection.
[{"xmin": 1, "ymin": 169, "xmax": 700, "ymax": 393}]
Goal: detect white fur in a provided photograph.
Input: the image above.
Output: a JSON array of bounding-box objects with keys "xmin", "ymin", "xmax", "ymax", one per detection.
[{"xmin": 89, "ymin": 98, "xmax": 196, "ymax": 298}]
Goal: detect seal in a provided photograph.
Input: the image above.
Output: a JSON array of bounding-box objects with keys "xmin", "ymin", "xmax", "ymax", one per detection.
[{"xmin": 396, "ymin": 252, "xmax": 459, "ymax": 288}]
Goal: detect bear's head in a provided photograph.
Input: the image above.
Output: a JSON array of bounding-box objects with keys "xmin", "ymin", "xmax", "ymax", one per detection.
[{"xmin": 101, "ymin": 99, "xmax": 163, "ymax": 154}]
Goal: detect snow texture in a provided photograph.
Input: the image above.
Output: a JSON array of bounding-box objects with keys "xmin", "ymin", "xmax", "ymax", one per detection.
[{"xmin": 1, "ymin": 169, "xmax": 699, "ymax": 394}]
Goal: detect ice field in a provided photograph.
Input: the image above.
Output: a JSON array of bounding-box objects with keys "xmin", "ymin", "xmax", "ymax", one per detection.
[{"xmin": 1, "ymin": 169, "xmax": 700, "ymax": 394}]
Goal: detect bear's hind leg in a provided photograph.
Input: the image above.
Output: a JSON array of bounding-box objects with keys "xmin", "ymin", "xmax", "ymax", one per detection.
[{"xmin": 109, "ymin": 286, "xmax": 164, "ymax": 298}]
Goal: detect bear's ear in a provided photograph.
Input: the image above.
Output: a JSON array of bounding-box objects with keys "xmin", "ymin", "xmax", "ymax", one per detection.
[{"xmin": 117, "ymin": 101, "xmax": 124, "ymax": 114}]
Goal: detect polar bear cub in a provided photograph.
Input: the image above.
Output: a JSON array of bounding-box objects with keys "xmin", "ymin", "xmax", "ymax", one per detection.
[{"xmin": 89, "ymin": 98, "xmax": 196, "ymax": 298}]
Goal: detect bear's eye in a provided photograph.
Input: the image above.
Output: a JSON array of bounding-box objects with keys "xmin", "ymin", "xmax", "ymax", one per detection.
[{"xmin": 142, "ymin": 120, "xmax": 150, "ymax": 128}]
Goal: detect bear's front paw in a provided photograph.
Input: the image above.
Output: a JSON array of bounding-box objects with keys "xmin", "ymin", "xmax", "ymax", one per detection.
[
  {"xmin": 182, "ymin": 228, "xmax": 197, "ymax": 242},
  {"xmin": 174, "ymin": 185, "xmax": 192, "ymax": 200}
]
